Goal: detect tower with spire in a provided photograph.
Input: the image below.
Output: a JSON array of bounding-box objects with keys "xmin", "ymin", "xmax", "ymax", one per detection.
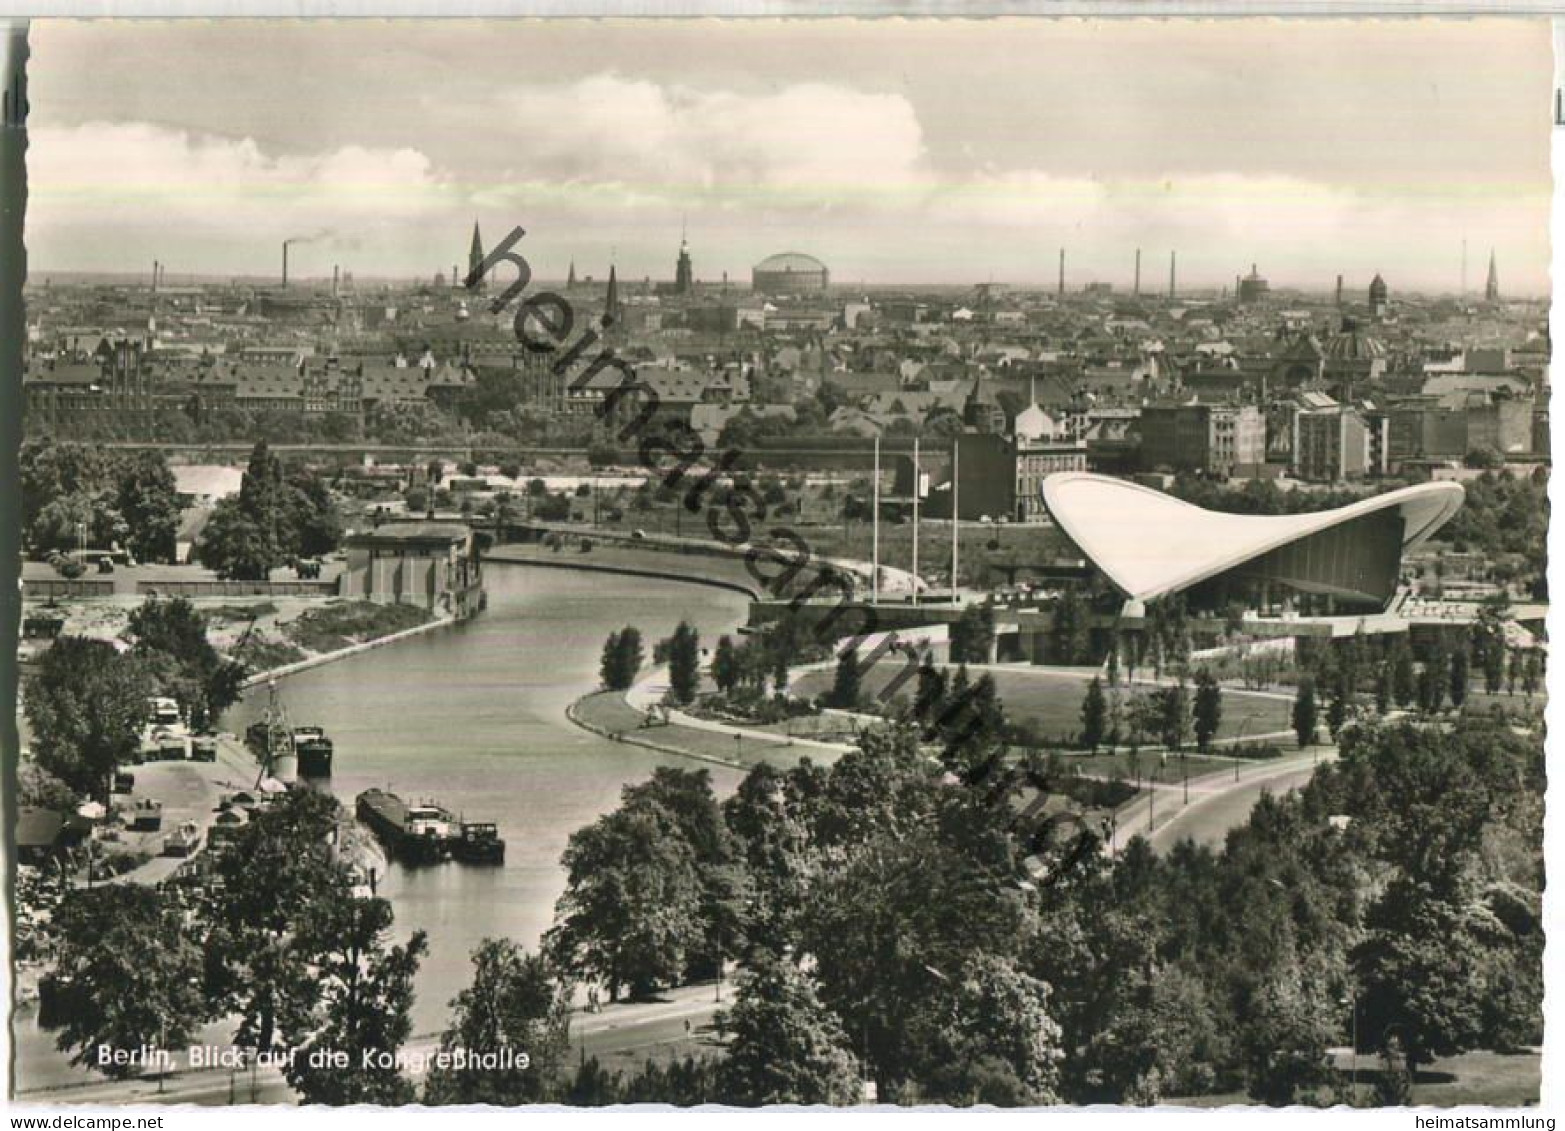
[
  {"xmin": 1485, "ymin": 249, "xmax": 1500, "ymax": 303},
  {"xmin": 468, "ymin": 222, "xmax": 486, "ymax": 291},
  {"xmin": 604, "ymin": 264, "xmax": 621, "ymax": 325},
  {"xmin": 567, "ymin": 261, "xmax": 577, "ymax": 291},
  {"xmin": 675, "ymin": 221, "xmax": 694, "ymax": 296}
]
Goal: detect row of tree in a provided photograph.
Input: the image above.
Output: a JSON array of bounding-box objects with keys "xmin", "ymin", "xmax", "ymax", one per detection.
[
  {"xmin": 24, "ymin": 598, "xmax": 247, "ymax": 799},
  {"xmin": 21, "ymin": 441, "xmax": 183, "ymax": 562},
  {"xmin": 541, "ymin": 649, "xmax": 1544, "ymax": 1106},
  {"xmin": 197, "ymin": 440, "xmax": 341, "ymax": 580}
]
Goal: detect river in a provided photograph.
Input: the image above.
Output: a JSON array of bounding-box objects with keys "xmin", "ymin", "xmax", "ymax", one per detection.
[{"xmin": 14, "ymin": 564, "xmax": 750, "ymax": 1089}]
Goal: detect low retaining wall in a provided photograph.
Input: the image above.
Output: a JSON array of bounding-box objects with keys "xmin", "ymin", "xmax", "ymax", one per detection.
[
  {"xmin": 22, "ymin": 578, "xmax": 116, "ymax": 599},
  {"xmin": 136, "ymin": 579, "xmax": 340, "ymax": 598}
]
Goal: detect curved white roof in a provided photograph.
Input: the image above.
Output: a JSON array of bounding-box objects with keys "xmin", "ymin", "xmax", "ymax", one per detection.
[{"xmin": 1041, "ymin": 473, "xmax": 1464, "ymax": 601}]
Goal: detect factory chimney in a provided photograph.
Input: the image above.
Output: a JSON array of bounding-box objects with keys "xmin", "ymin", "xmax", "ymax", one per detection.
[
  {"xmin": 1335, "ymin": 274, "xmax": 1343, "ymax": 306},
  {"xmin": 1134, "ymin": 248, "xmax": 1141, "ymax": 296},
  {"xmin": 1057, "ymin": 248, "xmax": 1065, "ymax": 296},
  {"xmin": 282, "ymin": 242, "xmax": 289, "ymax": 289},
  {"xmin": 333, "ymin": 264, "xmax": 340, "ymax": 296},
  {"xmin": 1168, "ymin": 251, "xmax": 1176, "ymax": 299}
]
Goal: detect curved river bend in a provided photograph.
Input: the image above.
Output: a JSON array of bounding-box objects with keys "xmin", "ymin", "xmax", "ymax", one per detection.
[{"xmin": 16, "ymin": 564, "xmax": 749, "ymax": 1084}]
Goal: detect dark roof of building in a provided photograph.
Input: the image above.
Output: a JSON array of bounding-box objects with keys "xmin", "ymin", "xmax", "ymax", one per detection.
[
  {"xmin": 349, "ymin": 521, "xmax": 472, "ymax": 545},
  {"xmin": 17, "ymin": 808, "xmax": 65, "ymax": 849},
  {"xmin": 754, "ymin": 252, "xmax": 828, "ymax": 274}
]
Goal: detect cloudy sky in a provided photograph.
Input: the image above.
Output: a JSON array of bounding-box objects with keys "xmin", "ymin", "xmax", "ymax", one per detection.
[{"xmin": 24, "ymin": 19, "xmax": 1554, "ymax": 294}]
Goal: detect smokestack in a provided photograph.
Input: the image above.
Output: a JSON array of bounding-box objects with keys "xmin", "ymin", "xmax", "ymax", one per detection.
[
  {"xmin": 1134, "ymin": 248, "xmax": 1141, "ymax": 296},
  {"xmin": 1057, "ymin": 248, "xmax": 1065, "ymax": 296},
  {"xmin": 1335, "ymin": 274, "xmax": 1343, "ymax": 306},
  {"xmin": 333, "ymin": 264, "xmax": 340, "ymax": 296},
  {"xmin": 282, "ymin": 242, "xmax": 289, "ymax": 289},
  {"xmin": 1169, "ymin": 251, "xmax": 1177, "ymax": 299},
  {"xmin": 152, "ymin": 260, "xmax": 159, "ymax": 294}
]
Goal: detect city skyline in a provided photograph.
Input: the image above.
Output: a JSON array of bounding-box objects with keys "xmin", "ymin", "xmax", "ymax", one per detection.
[{"xmin": 24, "ymin": 19, "xmax": 1553, "ymax": 293}]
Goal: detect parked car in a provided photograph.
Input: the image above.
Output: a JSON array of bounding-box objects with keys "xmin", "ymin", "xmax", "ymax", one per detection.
[
  {"xmin": 112, "ymin": 771, "xmax": 136, "ymax": 794},
  {"xmin": 191, "ymin": 735, "xmax": 218, "ymax": 763}
]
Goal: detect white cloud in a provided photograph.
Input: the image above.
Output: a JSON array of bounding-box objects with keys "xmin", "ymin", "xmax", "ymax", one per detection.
[
  {"xmin": 27, "ymin": 122, "xmax": 462, "ymax": 272},
  {"xmin": 478, "ymin": 74, "xmax": 927, "ymax": 198}
]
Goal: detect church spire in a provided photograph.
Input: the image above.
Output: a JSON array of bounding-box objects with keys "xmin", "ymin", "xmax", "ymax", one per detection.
[
  {"xmin": 605, "ymin": 263, "xmax": 621, "ymax": 323},
  {"xmin": 468, "ymin": 222, "xmax": 485, "ymax": 291},
  {"xmin": 567, "ymin": 261, "xmax": 576, "ymax": 290},
  {"xmin": 1485, "ymin": 248, "xmax": 1500, "ymax": 302}
]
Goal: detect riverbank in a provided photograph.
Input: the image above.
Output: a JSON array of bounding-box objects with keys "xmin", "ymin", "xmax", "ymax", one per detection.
[{"xmin": 486, "ymin": 540, "xmax": 762, "ymax": 598}]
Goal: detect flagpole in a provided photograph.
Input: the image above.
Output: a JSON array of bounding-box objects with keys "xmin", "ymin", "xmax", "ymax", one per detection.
[
  {"xmin": 871, "ymin": 435, "xmax": 880, "ymax": 606},
  {"xmin": 950, "ymin": 439, "xmax": 960, "ymax": 602},
  {"xmin": 911, "ymin": 437, "xmax": 920, "ymax": 606}
]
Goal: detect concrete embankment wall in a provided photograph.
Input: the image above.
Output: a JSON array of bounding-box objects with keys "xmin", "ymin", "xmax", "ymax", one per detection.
[
  {"xmin": 485, "ymin": 543, "xmax": 763, "ymax": 599},
  {"xmin": 238, "ymin": 614, "xmax": 455, "ymax": 688}
]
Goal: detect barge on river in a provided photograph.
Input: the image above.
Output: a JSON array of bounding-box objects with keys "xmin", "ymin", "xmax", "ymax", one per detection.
[{"xmin": 355, "ymin": 788, "xmax": 505, "ymax": 866}]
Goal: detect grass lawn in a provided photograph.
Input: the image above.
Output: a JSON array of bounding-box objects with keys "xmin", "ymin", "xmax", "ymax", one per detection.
[
  {"xmin": 573, "ymin": 690, "xmax": 832, "ymax": 771},
  {"xmin": 793, "ymin": 664, "xmax": 1295, "ymax": 745},
  {"xmin": 1050, "ymin": 749, "xmax": 1253, "ymax": 784},
  {"xmin": 1167, "ymin": 1047, "xmax": 1540, "ymax": 1108}
]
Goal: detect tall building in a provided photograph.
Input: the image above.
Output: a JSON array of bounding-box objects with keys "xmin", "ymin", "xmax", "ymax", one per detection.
[
  {"xmin": 1485, "ymin": 249, "xmax": 1500, "ymax": 302},
  {"xmin": 1368, "ymin": 273, "xmax": 1389, "ymax": 319},
  {"xmin": 675, "ymin": 232, "xmax": 694, "ymax": 295},
  {"xmin": 468, "ymin": 222, "xmax": 485, "ymax": 291},
  {"xmin": 604, "ymin": 265, "xmax": 621, "ymax": 324},
  {"xmin": 1137, "ymin": 403, "xmax": 1266, "ymax": 476},
  {"xmin": 1237, "ymin": 264, "xmax": 1270, "ymax": 304},
  {"xmin": 1293, "ymin": 401, "xmax": 1380, "ymax": 482}
]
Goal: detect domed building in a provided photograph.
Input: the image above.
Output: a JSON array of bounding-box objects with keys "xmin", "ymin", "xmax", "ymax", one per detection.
[
  {"xmin": 1323, "ymin": 317, "xmax": 1388, "ymax": 396},
  {"xmin": 752, "ymin": 252, "xmax": 830, "ymax": 295},
  {"xmin": 1368, "ymin": 273, "xmax": 1389, "ymax": 319}
]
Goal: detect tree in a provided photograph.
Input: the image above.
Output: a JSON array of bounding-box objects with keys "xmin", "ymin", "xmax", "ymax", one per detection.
[
  {"xmin": 1449, "ymin": 647, "xmax": 1470, "ymax": 709},
  {"xmin": 1292, "ymin": 679, "xmax": 1318, "ymax": 749},
  {"xmin": 829, "ymin": 647, "xmax": 863, "ymax": 709},
  {"xmin": 424, "ymin": 940, "xmax": 573, "ymax": 1105},
  {"xmin": 666, "ymin": 620, "xmax": 701, "ymax": 706},
  {"xmin": 599, "ymin": 626, "xmax": 644, "ymax": 691},
  {"xmin": 1192, "ymin": 670, "xmax": 1222, "ymax": 753},
  {"xmin": 1050, "ymin": 587, "xmax": 1091, "ymax": 665},
  {"xmin": 44, "ymin": 885, "xmax": 208, "ymax": 1078},
  {"xmin": 950, "ymin": 603, "xmax": 996, "ymax": 665},
  {"xmin": 1326, "ymin": 673, "xmax": 1349, "ymax": 740},
  {"xmin": 1522, "ymin": 649, "xmax": 1542, "ymax": 698},
  {"xmin": 1390, "ymin": 638, "xmax": 1417, "ymax": 708},
  {"xmin": 196, "ymin": 497, "xmax": 275, "ymax": 580},
  {"xmin": 717, "ymin": 959, "xmax": 863, "ymax": 1106},
  {"xmin": 1156, "ymin": 683, "xmax": 1189, "ymax": 752},
  {"xmin": 599, "ymin": 630, "xmax": 624, "ymax": 690},
  {"xmin": 126, "ymin": 596, "xmax": 244, "ymax": 729},
  {"xmin": 281, "ymin": 896, "xmax": 428, "ymax": 1105},
  {"xmin": 547, "ymin": 805, "xmax": 706, "ymax": 1001},
  {"xmin": 114, "ymin": 451, "xmax": 181, "ymax": 562},
  {"xmin": 24, "ymin": 637, "xmax": 153, "ymax": 798},
  {"xmin": 908, "ymin": 954, "xmax": 1064, "ymax": 1106},
  {"xmin": 711, "ymin": 635, "xmax": 742, "ymax": 695},
  {"xmin": 615, "ymin": 627, "xmax": 644, "ymax": 690},
  {"xmin": 1241, "ymin": 964, "xmax": 1337, "ymax": 1105},
  {"xmin": 913, "ymin": 654, "xmax": 948, "ymax": 732},
  {"xmin": 205, "ymin": 789, "xmax": 356, "ymax": 1054},
  {"xmin": 1080, "ymin": 677, "xmax": 1107, "ymax": 752}
]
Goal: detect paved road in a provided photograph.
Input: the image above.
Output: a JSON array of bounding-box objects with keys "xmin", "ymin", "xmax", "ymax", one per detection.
[
  {"xmin": 1108, "ymin": 746, "xmax": 1337, "ymax": 856},
  {"xmin": 12, "ymin": 981, "xmax": 725, "ymax": 1107}
]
